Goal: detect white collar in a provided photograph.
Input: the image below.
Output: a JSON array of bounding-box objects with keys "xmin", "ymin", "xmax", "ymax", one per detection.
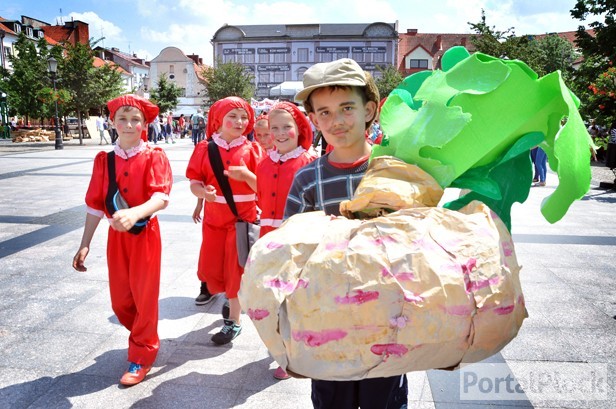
[
  {"xmin": 269, "ymin": 146, "xmax": 306, "ymax": 163},
  {"xmin": 114, "ymin": 140, "xmax": 146, "ymax": 159},
  {"xmin": 212, "ymin": 132, "xmax": 247, "ymax": 149}
]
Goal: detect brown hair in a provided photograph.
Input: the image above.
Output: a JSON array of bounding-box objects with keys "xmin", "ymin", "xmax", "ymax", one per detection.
[{"xmin": 302, "ymin": 71, "xmax": 380, "ymax": 130}]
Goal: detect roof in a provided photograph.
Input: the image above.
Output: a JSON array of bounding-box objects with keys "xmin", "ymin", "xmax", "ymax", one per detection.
[
  {"xmin": 213, "ymin": 22, "xmax": 397, "ymax": 40},
  {"xmin": 93, "ymin": 56, "xmax": 130, "ymax": 75},
  {"xmin": 397, "ymin": 30, "xmax": 477, "ymax": 73},
  {"xmin": 97, "ymin": 46, "xmax": 149, "ymax": 68}
]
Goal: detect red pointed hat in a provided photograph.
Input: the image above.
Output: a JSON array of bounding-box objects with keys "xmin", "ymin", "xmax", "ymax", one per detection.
[
  {"xmin": 206, "ymin": 96, "xmax": 255, "ymax": 139},
  {"xmin": 107, "ymin": 94, "xmax": 159, "ymax": 141},
  {"xmin": 269, "ymin": 101, "xmax": 312, "ymax": 150}
]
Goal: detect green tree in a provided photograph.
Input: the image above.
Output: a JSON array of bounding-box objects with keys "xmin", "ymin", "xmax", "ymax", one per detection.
[
  {"xmin": 375, "ymin": 64, "xmax": 404, "ymax": 100},
  {"xmin": 201, "ymin": 59, "xmax": 255, "ymax": 105},
  {"xmin": 149, "ymin": 74, "xmax": 183, "ymax": 114},
  {"xmin": 5, "ymin": 33, "xmax": 50, "ymax": 125},
  {"xmin": 570, "ymin": 0, "xmax": 616, "ymax": 126},
  {"xmin": 60, "ymin": 39, "xmax": 124, "ymax": 144}
]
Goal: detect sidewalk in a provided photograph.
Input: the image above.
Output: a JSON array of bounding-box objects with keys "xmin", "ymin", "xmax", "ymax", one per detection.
[{"xmin": 0, "ymin": 138, "xmax": 614, "ymax": 408}]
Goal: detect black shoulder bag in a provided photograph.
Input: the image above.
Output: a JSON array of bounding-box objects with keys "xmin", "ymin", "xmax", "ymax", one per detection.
[
  {"xmin": 105, "ymin": 152, "xmax": 150, "ymax": 234},
  {"xmin": 207, "ymin": 141, "xmax": 260, "ymax": 267}
]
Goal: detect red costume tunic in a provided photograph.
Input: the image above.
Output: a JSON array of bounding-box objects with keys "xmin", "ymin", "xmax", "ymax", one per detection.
[
  {"xmin": 85, "ymin": 143, "xmax": 172, "ymax": 366},
  {"xmin": 257, "ymin": 147, "xmax": 316, "ymax": 237},
  {"xmin": 186, "ymin": 136, "xmax": 263, "ymax": 298}
]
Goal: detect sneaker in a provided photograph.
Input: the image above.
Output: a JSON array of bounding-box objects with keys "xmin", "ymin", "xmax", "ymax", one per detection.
[
  {"xmin": 211, "ymin": 319, "xmax": 242, "ymax": 345},
  {"xmin": 119, "ymin": 362, "xmax": 151, "ymax": 386},
  {"xmin": 195, "ymin": 282, "xmax": 214, "ymax": 305},
  {"xmin": 222, "ymin": 298, "xmax": 230, "ymax": 319},
  {"xmin": 273, "ymin": 366, "xmax": 291, "ymax": 380}
]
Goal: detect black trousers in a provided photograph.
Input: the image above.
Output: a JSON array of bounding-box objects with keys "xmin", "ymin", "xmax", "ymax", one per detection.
[{"xmin": 311, "ymin": 375, "xmax": 408, "ymax": 409}]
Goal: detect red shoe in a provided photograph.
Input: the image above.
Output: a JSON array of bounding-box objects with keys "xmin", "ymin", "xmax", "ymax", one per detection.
[
  {"xmin": 120, "ymin": 362, "xmax": 152, "ymax": 386},
  {"xmin": 273, "ymin": 366, "xmax": 291, "ymax": 380}
]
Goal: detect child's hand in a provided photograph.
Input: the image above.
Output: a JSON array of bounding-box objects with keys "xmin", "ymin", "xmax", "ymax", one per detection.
[
  {"xmin": 192, "ymin": 206, "xmax": 202, "ymax": 223},
  {"xmin": 203, "ymin": 185, "xmax": 217, "ymax": 203},
  {"xmin": 110, "ymin": 208, "xmax": 139, "ymax": 232},
  {"xmin": 224, "ymin": 158, "xmax": 251, "ymax": 182},
  {"xmin": 73, "ymin": 247, "xmax": 89, "ymax": 272}
]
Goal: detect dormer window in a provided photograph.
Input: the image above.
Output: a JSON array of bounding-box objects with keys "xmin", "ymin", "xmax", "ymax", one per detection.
[
  {"xmin": 26, "ymin": 27, "xmax": 33, "ymax": 37},
  {"xmin": 14, "ymin": 24, "xmax": 21, "ymax": 33},
  {"xmin": 38, "ymin": 31, "xmax": 44, "ymax": 39}
]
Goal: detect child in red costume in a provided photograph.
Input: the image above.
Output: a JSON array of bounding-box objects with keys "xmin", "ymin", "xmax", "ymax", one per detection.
[
  {"xmin": 254, "ymin": 113, "xmax": 274, "ymax": 153},
  {"xmin": 256, "ymin": 101, "xmax": 316, "ymax": 380},
  {"xmin": 257, "ymin": 102, "xmax": 316, "ymax": 238},
  {"xmin": 186, "ymin": 96, "xmax": 263, "ymax": 345},
  {"xmin": 72, "ymin": 94, "xmax": 173, "ymax": 386}
]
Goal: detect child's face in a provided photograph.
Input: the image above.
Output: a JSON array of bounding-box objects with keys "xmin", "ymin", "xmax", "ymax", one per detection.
[
  {"xmin": 112, "ymin": 106, "xmax": 145, "ymax": 146},
  {"xmin": 269, "ymin": 110, "xmax": 299, "ymax": 155},
  {"xmin": 308, "ymin": 87, "xmax": 376, "ymax": 151},
  {"xmin": 254, "ymin": 121, "xmax": 274, "ymax": 150},
  {"xmin": 218, "ymin": 108, "xmax": 249, "ymax": 140}
]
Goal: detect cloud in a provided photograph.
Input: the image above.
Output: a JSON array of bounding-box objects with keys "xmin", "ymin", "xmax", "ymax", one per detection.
[
  {"xmin": 140, "ymin": 23, "xmax": 212, "ymax": 61},
  {"xmin": 63, "ymin": 11, "xmax": 123, "ymax": 43}
]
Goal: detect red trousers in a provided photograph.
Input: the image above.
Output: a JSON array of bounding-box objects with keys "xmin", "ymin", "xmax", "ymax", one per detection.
[
  {"xmin": 107, "ymin": 217, "xmax": 161, "ymax": 366},
  {"xmin": 198, "ymin": 222, "xmax": 244, "ymax": 298}
]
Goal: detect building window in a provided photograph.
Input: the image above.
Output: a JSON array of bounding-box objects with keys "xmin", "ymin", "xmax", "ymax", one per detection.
[
  {"xmin": 26, "ymin": 27, "xmax": 33, "ymax": 37},
  {"xmin": 337, "ymin": 52, "xmax": 348, "ymax": 60},
  {"xmin": 296, "ymin": 67, "xmax": 307, "ymax": 81},
  {"xmin": 244, "ymin": 53, "xmax": 254, "ymax": 64},
  {"xmin": 259, "ymin": 73, "xmax": 270, "ymax": 83},
  {"xmin": 319, "ymin": 53, "xmax": 333, "ymax": 63},
  {"xmin": 297, "ymin": 48, "xmax": 308, "ymax": 62},
  {"xmin": 409, "ymin": 59, "xmax": 429, "ymax": 69},
  {"xmin": 259, "ymin": 53, "xmax": 269, "ymax": 63},
  {"xmin": 169, "ymin": 64, "xmax": 174, "ymax": 73},
  {"xmin": 274, "ymin": 53, "xmax": 285, "ymax": 63},
  {"xmin": 4, "ymin": 47, "xmax": 12, "ymax": 58},
  {"xmin": 274, "ymin": 72, "xmax": 284, "ymax": 83},
  {"xmin": 14, "ymin": 25, "xmax": 21, "ymax": 33},
  {"xmin": 38, "ymin": 31, "xmax": 44, "ymax": 38},
  {"xmin": 374, "ymin": 53, "xmax": 385, "ymax": 63},
  {"xmin": 352, "ymin": 52, "xmax": 364, "ymax": 62},
  {"xmin": 224, "ymin": 54, "xmax": 234, "ymax": 63}
]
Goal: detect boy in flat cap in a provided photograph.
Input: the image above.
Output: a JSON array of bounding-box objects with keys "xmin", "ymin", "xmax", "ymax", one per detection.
[
  {"xmin": 286, "ymin": 59, "xmax": 409, "ymax": 409},
  {"xmin": 72, "ymin": 94, "xmax": 173, "ymax": 386}
]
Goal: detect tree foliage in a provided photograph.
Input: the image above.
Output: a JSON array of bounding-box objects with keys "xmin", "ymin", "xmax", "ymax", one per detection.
[
  {"xmin": 201, "ymin": 59, "xmax": 255, "ymax": 105},
  {"xmin": 375, "ymin": 64, "xmax": 404, "ymax": 100},
  {"xmin": 570, "ymin": 0, "xmax": 616, "ymax": 126},
  {"xmin": 4, "ymin": 33, "xmax": 51, "ymax": 124},
  {"xmin": 149, "ymin": 74, "xmax": 183, "ymax": 114}
]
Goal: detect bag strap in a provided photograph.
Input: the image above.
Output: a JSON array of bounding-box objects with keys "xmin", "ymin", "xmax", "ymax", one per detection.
[
  {"xmin": 207, "ymin": 140, "xmax": 239, "ymax": 218},
  {"xmin": 105, "ymin": 151, "xmax": 118, "ymax": 215}
]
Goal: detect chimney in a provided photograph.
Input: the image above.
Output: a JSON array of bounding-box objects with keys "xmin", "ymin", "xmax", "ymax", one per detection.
[{"xmin": 407, "ymin": 28, "xmax": 418, "ymax": 36}]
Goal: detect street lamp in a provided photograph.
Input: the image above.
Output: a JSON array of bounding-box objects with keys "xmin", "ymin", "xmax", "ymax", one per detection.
[{"xmin": 47, "ymin": 56, "xmax": 63, "ymax": 150}]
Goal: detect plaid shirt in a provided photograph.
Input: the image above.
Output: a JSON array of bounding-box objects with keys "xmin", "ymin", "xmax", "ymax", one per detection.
[{"xmin": 284, "ymin": 154, "xmax": 368, "ymax": 218}]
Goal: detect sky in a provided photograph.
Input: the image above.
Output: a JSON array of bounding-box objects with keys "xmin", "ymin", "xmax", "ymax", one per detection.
[{"xmin": 1, "ymin": 0, "xmax": 591, "ymax": 65}]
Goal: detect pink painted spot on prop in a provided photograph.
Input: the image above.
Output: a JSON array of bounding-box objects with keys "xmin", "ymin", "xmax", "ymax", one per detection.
[
  {"xmin": 402, "ymin": 289, "xmax": 423, "ymax": 304},
  {"xmin": 372, "ymin": 236, "xmax": 398, "ymax": 246},
  {"xmin": 381, "ymin": 267, "xmax": 392, "ymax": 278},
  {"xmin": 335, "ymin": 290, "xmax": 379, "ymax": 305},
  {"xmin": 292, "ymin": 329, "xmax": 347, "ymax": 347},
  {"xmin": 461, "ymin": 258, "xmax": 477, "ymax": 275},
  {"xmin": 441, "ymin": 304, "xmax": 474, "ymax": 316},
  {"xmin": 502, "ymin": 241, "xmax": 514, "ymax": 257},
  {"xmin": 370, "ymin": 343, "xmax": 409, "ymax": 359},
  {"xmin": 263, "ymin": 278, "xmax": 309, "ymax": 292},
  {"xmin": 247, "ymin": 308, "xmax": 270, "ymax": 320},
  {"xmin": 389, "ymin": 316, "xmax": 409, "ymax": 328},
  {"xmin": 325, "ymin": 241, "xmax": 349, "ymax": 251},
  {"xmin": 381, "ymin": 268, "xmax": 415, "ymax": 281},
  {"xmin": 266, "ymin": 241, "xmax": 284, "ymax": 250},
  {"xmin": 493, "ymin": 305, "xmax": 515, "ymax": 315},
  {"xmin": 469, "ymin": 276, "xmax": 500, "ymax": 292}
]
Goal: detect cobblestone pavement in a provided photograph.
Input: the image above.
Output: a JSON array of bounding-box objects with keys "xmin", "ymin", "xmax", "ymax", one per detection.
[{"xmin": 0, "ymin": 137, "xmax": 614, "ymax": 408}]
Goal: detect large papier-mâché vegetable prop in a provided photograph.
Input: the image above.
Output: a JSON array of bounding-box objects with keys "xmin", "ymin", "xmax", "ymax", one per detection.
[{"xmin": 373, "ymin": 46, "xmax": 592, "ymax": 228}]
